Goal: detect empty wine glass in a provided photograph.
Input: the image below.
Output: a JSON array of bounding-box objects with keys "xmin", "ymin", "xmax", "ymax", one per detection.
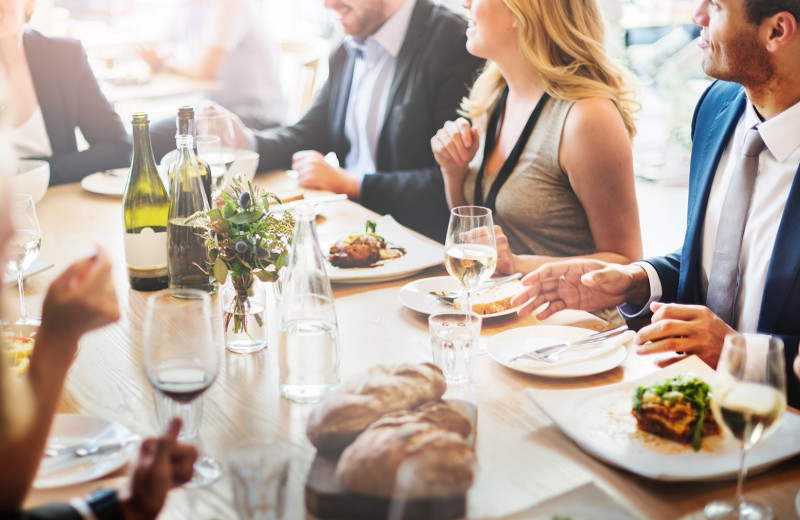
[
  {"xmin": 444, "ymin": 206, "xmax": 497, "ymax": 318},
  {"xmin": 5, "ymin": 193, "xmax": 42, "ymax": 327},
  {"xmin": 196, "ymin": 112, "xmax": 236, "ymax": 178},
  {"xmin": 705, "ymin": 333, "xmax": 787, "ymax": 520},
  {"xmin": 196, "ymin": 135, "xmax": 226, "ymax": 198},
  {"xmin": 143, "ymin": 289, "xmax": 222, "ymax": 487}
]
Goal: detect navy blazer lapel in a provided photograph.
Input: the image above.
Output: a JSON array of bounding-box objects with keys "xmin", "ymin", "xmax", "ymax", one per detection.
[
  {"xmin": 330, "ymin": 45, "xmax": 355, "ymax": 156},
  {"xmin": 23, "ymin": 31, "xmax": 68, "ymax": 155},
  {"xmin": 377, "ymin": 0, "xmax": 431, "ymax": 141},
  {"xmin": 759, "ymin": 163, "xmax": 800, "ymax": 332},
  {"xmin": 678, "ymin": 89, "xmax": 746, "ymax": 302}
]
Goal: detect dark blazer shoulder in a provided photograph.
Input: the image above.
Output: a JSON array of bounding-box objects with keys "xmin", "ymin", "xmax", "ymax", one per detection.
[
  {"xmin": 23, "ymin": 29, "xmax": 84, "ymax": 63},
  {"xmin": 691, "ymin": 80, "xmax": 745, "ymax": 139}
]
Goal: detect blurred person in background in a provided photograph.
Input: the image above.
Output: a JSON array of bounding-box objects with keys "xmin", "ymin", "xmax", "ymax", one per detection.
[
  {"xmin": 140, "ymin": 0, "xmax": 285, "ymax": 160},
  {"xmin": 224, "ymin": 0, "xmax": 484, "ymax": 241},
  {"xmin": 1, "ymin": 0, "xmax": 131, "ymax": 185},
  {"xmin": 0, "ymin": 151, "xmax": 197, "ymax": 519},
  {"xmin": 431, "ymin": 0, "xmax": 641, "ymax": 322}
]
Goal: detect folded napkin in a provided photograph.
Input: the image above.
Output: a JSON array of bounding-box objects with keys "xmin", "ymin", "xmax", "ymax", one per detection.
[{"xmin": 510, "ymin": 330, "xmax": 634, "ymax": 370}]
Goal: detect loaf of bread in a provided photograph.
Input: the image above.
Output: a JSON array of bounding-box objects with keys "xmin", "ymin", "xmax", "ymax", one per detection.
[
  {"xmin": 306, "ymin": 363, "xmax": 447, "ymax": 453},
  {"xmin": 336, "ymin": 417, "xmax": 476, "ymax": 498},
  {"xmin": 454, "ymin": 281, "xmax": 523, "ymax": 315}
]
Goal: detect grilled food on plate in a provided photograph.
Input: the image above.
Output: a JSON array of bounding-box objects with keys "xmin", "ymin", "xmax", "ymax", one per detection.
[{"xmin": 328, "ymin": 220, "xmax": 406, "ymax": 268}]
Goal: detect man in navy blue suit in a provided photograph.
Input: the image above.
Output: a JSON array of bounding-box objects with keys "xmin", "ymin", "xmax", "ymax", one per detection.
[{"xmin": 512, "ymin": 0, "xmax": 800, "ymax": 407}]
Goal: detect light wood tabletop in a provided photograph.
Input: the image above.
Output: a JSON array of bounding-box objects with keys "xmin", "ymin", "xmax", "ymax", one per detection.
[{"xmin": 14, "ymin": 173, "xmax": 800, "ymax": 520}]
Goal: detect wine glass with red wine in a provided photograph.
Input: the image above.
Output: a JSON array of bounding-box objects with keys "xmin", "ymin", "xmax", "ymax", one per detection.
[{"xmin": 143, "ymin": 289, "xmax": 221, "ymax": 487}]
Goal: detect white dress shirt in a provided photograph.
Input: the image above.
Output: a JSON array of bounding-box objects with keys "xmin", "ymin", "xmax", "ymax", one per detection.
[
  {"xmin": 626, "ymin": 98, "xmax": 800, "ymax": 331},
  {"xmin": 343, "ymin": 0, "xmax": 416, "ymax": 176},
  {"xmin": 11, "ymin": 105, "xmax": 53, "ymax": 158}
]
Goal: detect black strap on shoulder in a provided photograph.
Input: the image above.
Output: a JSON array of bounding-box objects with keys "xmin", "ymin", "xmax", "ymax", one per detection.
[{"xmin": 473, "ymin": 88, "xmax": 551, "ymax": 212}]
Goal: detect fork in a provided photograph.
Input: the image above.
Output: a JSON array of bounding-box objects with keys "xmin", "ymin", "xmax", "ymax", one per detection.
[
  {"xmin": 508, "ymin": 325, "xmax": 629, "ymax": 364},
  {"xmin": 429, "ymin": 273, "xmax": 522, "ymax": 304}
]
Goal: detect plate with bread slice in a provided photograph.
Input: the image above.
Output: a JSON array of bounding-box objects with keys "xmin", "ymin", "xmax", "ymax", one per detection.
[{"xmin": 398, "ymin": 276, "xmax": 524, "ymax": 317}]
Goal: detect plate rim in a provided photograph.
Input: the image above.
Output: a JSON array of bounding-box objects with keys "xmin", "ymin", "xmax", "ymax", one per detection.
[
  {"xmin": 397, "ymin": 275, "xmax": 523, "ymax": 318},
  {"xmin": 80, "ymin": 171, "xmax": 126, "ymax": 197},
  {"xmin": 34, "ymin": 413, "xmax": 136, "ymax": 489}
]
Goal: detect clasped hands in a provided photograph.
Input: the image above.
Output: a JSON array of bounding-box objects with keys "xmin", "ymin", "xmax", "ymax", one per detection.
[{"xmin": 510, "ymin": 259, "xmax": 734, "ymax": 368}]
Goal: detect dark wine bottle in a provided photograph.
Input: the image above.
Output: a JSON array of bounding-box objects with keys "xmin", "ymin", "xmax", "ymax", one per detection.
[
  {"xmin": 123, "ymin": 113, "xmax": 169, "ymax": 291},
  {"xmin": 167, "ymin": 134, "xmax": 216, "ymax": 295}
]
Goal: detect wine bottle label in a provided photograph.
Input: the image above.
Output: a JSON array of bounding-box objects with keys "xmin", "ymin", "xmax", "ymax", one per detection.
[{"xmin": 124, "ymin": 228, "xmax": 168, "ymax": 270}]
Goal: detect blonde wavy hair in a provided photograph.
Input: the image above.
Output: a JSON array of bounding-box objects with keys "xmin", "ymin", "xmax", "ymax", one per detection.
[{"xmin": 461, "ymin": 0, "xmax": 638, "ymax": 138}]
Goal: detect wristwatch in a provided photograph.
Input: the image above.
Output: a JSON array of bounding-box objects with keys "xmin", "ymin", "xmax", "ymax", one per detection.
[{"xmin": 86, "ymin": 488, "xmax": 124, "ymax": 520}]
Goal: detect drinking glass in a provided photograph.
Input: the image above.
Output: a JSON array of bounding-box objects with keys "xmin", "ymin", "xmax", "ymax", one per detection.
[
  {"xmin": 227, "ymin": 439, "xmax": 290, "ymax": 520},
  {"xmin": 444, "ymin": 206, "xmax": 497, "ymax": 318},
  {"xmin": 196, "ymin": 113, "xmax": 237, "ymax": 175},
  {"xmin": 428, "ymin": 311, "xmax": 481, "ymax": 384},
  {"xmin": 6, "ymin": 193, "xmax": 42, "ymax": 326},
  {"xmin": 196, "ymin": 135, "xmax": 226, "ymax": 198},
  {"xmin": 142, "ymin": 289, "xmax": 222, "ymax": 487},
  {"xmin": 704, "ymin": 333, "xmax": 787, "ymax": 520}
]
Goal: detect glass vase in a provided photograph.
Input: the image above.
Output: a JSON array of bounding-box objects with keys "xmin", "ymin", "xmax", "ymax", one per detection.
[{"xmin": 223, "ymin": 277, "xmax": 267, "ymax": 354}]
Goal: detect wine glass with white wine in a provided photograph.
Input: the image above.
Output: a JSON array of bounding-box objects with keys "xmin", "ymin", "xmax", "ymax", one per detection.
[
  {"xmin": 5, "ymin": 193, "xmax": 42, "ymax": 327},
  {"xmin": 143, "ymin": 289, "xmax": 222, "ymax": 487},
  {"xmin": 444, "ymin": 206, "xmax": 497, "ymax": 317},
  {"xmin": 705, "ymin": 333, "xmax": 786, "ymax": 520}
]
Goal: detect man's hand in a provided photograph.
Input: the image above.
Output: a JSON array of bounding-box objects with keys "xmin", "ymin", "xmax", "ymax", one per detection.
[
  {"xmin": 634, "ymin": 302, "xmax": 733, "ymax": 368},
  {"xmin": 120, "ymin": 419, "xmax": 198, "ymax": 520},
  {"xmin": 431, "ymin": 117, "xmax": 479, "ymax": 181},
  {"xmin": 494, "ymin": 225, "xmax": 516, "ymax": 275},
  {"xmin": 292, "ymin": 150, "xmax": 360, "ymax": 199},
  {"xmin": 511, "ymin": 259, "xmax": 649, "ymax": 319}
]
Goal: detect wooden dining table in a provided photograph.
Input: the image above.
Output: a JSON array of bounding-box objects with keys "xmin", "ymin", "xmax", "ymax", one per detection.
[{"xmin": 14, "ymin": 172, "xmax": 800, "ymax": 520}]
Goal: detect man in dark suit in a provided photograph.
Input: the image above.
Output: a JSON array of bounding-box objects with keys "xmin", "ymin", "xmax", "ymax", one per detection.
[
  {"xmin": 511, "ymin": 0, "xmax": 800, "ymax": 407},
  {"xmin": 234, "ymin": 0, "xmax": 483, "ymax": 241}
]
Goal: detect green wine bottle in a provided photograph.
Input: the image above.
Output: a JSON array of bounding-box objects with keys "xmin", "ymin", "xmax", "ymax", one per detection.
[
  {"xmin": 167, "ymin": 134, "xmax": 216, "ymax": 295},
  {"xmin": 123, "ymin": 113, "xmax": 169, "ymax": 291},
  {"xmin": 168, "ymin": 106, "xmax": 212, "ymax": 202}
]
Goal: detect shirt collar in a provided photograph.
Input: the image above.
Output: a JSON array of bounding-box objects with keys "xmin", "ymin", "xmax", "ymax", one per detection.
[
  {"xmin": 344, "ymin": 0, "xmax": 415, "ymax": 59},
  {"xmin": 746, "ymin": 98, "xmax": 800, "ymax": 163}
]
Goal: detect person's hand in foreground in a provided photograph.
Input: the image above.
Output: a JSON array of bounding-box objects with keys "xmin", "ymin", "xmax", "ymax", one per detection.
[
  {"xmin": 120, "ymin": 418, "xmax": 198, "ymax": 520},
  {"xmin": 292, "ymin": 150, "xmax": 360, "ymax": 199}
]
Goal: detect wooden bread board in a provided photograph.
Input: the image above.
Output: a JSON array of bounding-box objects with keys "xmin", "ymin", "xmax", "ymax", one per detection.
[{"xmin": 305, "ymin": 399, "xmax": 477, "ymax": 520}]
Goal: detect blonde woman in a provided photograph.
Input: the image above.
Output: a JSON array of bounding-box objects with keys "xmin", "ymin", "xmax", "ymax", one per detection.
[{"xmin": 432, "ymin": 0, "xmax": 641, "ymax": 277}]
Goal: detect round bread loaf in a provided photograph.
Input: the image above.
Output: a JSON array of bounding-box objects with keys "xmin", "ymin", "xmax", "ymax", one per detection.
[
  {"xmin": 336, "ymin": 419, "xmax": 476, "ymax": 498},
  {"xmin": 306, "ymin": 363, "xmax": 447, "ymax": 453}
]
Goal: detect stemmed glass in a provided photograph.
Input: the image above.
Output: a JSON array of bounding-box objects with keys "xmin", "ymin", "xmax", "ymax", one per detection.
[
  {"xmin": 196, "ymin": 113, "xmax": 237, "ymax": 175},
  {"xmin": 143, "ymin": 289, "xmax": 222, "ymax": 487},
  {"xmin": 443, "ymin": 206, "xmax": 497, "ymax": 317},
  {"xmin": 705, "ymin": 333, "xmax": 787, "ymax": 520},
  {"xmin": 5, "ymin": 193, "xmax": 42, "ymax": 327},
  {"xmin": 196, "ymin": 135, "xmax": 226, "ymax": 198}
]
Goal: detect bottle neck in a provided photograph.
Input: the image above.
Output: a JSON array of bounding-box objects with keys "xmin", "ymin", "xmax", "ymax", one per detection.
[
  {"xmin": 177, "ymin": 117, "xmax": 196, "ymax": 138},
  {"xmin": 131, "ymin": 123, "xmax": 156, "ymax": 166}
]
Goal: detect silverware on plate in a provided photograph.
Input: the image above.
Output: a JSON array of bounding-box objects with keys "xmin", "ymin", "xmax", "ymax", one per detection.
[
  {"xmin": 508, "ymin": 325, "xmax": 629, "ymax": 364},
  {"xmin": 44, "ymin": 435, "xmax": 141, "ymax": 459},
  {"xmin": 429, "ymin": 273, "xmax": 522, "ymax": 304}
]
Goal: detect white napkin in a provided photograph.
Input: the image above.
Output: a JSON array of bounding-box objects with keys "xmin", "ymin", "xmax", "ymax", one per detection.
[{"xmin": 510, "ymin": 330, "xmax": 634, "ymax": 370}]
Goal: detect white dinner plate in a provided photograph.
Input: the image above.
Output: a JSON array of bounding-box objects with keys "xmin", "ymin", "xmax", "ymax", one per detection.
[
  {"xmin": 34, "ymin": 414, "xmax": 138, "ymax": 489},
  {"xmin": 397, "ymin": 276, "xmax": 524, "ymax": 318},
  {"xmin": 488, "ymin": 325, "xmax": 631, "ymax": 377},
  {"xmin": 525, "ymin": 356, "xmax": 800, "ymax": 481},
  {"xmin": 80, "ymin": 169, "xmax": 128, "ymax": 197},
  {"xmin": 323, "ymin": 215, "xmax": 443, "ymax": 284}
]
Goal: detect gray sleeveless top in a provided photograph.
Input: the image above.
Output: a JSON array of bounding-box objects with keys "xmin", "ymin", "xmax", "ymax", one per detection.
[{"xmin": 463, "ymin": 97, "xmax": 596, "ymax": 257}]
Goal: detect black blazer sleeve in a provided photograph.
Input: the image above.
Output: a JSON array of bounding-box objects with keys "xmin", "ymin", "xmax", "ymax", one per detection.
[
  {"xmin": 25, "ymin": 30, "xmax": 131, "ymax": 185},
  {"xmin": 0, "ymin": 503, "xmax": 82, "ymax": 520}
]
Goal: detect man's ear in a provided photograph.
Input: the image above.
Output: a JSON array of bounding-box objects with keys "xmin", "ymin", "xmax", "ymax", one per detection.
[{"xmin": 763, "ymin": 11, "xmax": 797, "ymax": 52}]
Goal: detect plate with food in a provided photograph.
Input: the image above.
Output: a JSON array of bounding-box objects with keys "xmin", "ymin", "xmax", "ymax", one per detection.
[
  {"xmin": 488, "ymin": 325, "xmax": 632, "ymax": 377},
  {"xmin": 3, "ymin": 332, "xmax": 35, "ymax": 375},
  {"xmin": 524, "ymin": 356, "xmax": 800, "ymax": 481},
  {"xmin": 34, "ymin": 414, "xmax": 138, "ymax": 489},
  {"xmin": 323, "ymin": 215, "xmax": 443, "ymax": 284},
  {"xmin": 398, "ymin": 276, "xmax": 524, "ymax": 318}
]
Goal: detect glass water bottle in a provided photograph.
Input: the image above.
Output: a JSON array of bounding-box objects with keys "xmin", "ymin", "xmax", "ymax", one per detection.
[{"xmin": 278, "ymin": 205, "xmax": 340, "ymax": 402}]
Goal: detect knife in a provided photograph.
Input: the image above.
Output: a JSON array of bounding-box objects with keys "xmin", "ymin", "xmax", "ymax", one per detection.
[{"xmin": 267, "ymin": 193, "xmax": 348, "ymax": 213}]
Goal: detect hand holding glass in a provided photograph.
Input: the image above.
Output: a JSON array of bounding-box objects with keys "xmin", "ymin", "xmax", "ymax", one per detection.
[
  {"xmin": 704, "ymin": 333, "xmax": 786, "ymax": 520},
  {"xmin": 444, "ymin": 206, "xmax": 497, "ymax": 317},
  {"xmin": 6, "ymin": 193, "xmax": 42, "ymax": 326},
  {"xmin": 143, "ymin": 289, "xmax": 222, "ymax": 487}
]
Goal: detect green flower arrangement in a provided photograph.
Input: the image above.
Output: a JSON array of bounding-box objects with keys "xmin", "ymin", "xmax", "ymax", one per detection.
[{"xmin": 202, "ymin": 176, "xmax": 294, "ymax": 335}]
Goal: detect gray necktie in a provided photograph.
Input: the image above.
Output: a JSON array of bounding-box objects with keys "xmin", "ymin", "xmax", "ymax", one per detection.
[{"xmin": 706, "ymin": 127, "xmax": 765, "ymax": 325}]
